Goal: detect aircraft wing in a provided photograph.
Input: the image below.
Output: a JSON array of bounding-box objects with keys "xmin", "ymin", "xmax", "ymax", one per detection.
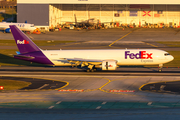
[
  {"xmin": 54, "ymin": 58, "xmax": 103, "ymax": 65},
  {"xmin": 65, "ymin": 58, "xmax": 102, "ymax": 62}
]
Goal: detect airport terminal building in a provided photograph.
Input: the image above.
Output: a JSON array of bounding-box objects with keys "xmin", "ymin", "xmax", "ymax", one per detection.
[{"xmin": 17, "ymin": 0, "xmax": 180, "ymax": 28}]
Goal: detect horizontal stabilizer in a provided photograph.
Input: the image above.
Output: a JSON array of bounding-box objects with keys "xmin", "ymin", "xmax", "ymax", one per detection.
[
  {"xmin": 16, "ymin": 51, "xmax": 21, "ymax": 55},
  {"xmin": 14, "ymin": 55, "xmax": 35, "ymax": 59}
]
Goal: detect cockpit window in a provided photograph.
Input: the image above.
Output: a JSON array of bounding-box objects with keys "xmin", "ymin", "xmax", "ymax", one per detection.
[{"xmin": 164, "ymin": 53, "xmax": 170, "ymax": 56}]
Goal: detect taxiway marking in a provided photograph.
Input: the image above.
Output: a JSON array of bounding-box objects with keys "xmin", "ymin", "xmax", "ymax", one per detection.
[
  {"xmin": 56, "ymin": 101, "xmax": 62, "ymax": 104},
  {"xmin": 96, "ymin": 106, "xmax": 101, "ymax": 109},
  {"xmin": 48, "ymin": 106, "xmax": 54, "ymax": 109},
  {"xmin": 37, "ymin": 84, "xmax": 49, "ymax": 90},
  {"xmin": 146, "ymin": 43, "xmax": 158, "ymax": 47},
  {"xmin": 102, "ymin": 102, "xmax": 107, "ymax": 105},
  {"xmin": 61, "ymin": 41, "xmax": 85, "ymax": 47},
  {"xmin": 147, "ymin": 102, "xmax": 153, "ymax": 105},
  {"xmin": 98, "ymin": 78, "xmax": 111, "ymax": 90},
  {"xmin": 109, "ymin": 31, "xmax": 133, "ymax": 47}
]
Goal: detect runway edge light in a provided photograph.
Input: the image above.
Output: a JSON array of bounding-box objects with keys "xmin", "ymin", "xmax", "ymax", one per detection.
[{"xmin": 0, "ymin": 86, "xmax": 4, "ymax": 90}]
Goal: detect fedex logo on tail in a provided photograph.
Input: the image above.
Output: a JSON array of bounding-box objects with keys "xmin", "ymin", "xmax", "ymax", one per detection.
[
  {"xmin": 17, "ymin": 40, "xmax": 29, "ymax": 44},
  {"xmin": 125, "ymin": 51, "xmax": 153, "ymax": 59}
]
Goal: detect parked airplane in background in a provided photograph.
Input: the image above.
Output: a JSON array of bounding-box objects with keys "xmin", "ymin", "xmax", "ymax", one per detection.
[
  {"xmin": 10, "ymin": 25, "xmax": 174, "ymax": 72},
  {"xmin": 0, "ymin": 22, "xmax": 36, "ymax": 33},
  {"xmin": 62, "ymin": 14, "xmax": 100, "ymax": 29},
  {"xmin": 74, "ymin": 14, "xmax": 99, "ymax": 28}
]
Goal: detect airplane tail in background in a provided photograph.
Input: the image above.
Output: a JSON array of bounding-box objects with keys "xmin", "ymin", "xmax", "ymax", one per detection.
[
  {"xmin": 10, "ymin": 25, "xmax": 41, "ymax": 54},
  {"xmin": 74, "ymin": 14, "xmax": 78, "ymax": 27}
]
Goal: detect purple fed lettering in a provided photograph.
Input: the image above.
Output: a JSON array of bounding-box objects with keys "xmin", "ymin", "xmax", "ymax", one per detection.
[
  {"xmin": 125, "ymin": 51, "xmax": 130, "ymax": 59},
  {"xmin": 130, "ymin": 53, "xmax": 135, "ymax": 59},
  {"xmin": 135, "ymin": 51, "xmax": 141, "ymax": 59}
]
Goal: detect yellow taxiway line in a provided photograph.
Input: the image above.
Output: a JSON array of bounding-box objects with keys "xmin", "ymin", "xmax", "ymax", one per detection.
[
  {"xmin": 145, "ymin": 43, "xmax": 158, "ymax": 48},
  {"xmin": 109, "ymin": 31, "xmax": 133, "ymax": 47}
]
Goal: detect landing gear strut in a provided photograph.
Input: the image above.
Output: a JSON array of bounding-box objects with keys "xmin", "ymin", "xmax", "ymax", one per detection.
[
  {"xmin": 158, "ymin": 64, "xmax": 163, "ymax": 72},
  {"xmin": 86, "ymin": 65, "xmax": 96, "ymax": 72}
]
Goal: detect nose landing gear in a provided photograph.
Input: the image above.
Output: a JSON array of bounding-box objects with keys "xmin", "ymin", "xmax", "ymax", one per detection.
[{"xmin": 158, "ymin": 64, "xmax": 163, "ymax": 72}]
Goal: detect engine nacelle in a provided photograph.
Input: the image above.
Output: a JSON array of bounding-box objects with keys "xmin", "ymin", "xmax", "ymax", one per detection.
[
  {"xmin": 102, "ymin": 60, "xmax": 117, "ymax": 70},
  {"xmin": 5, "ymin": 28, "xmax": 11, "ymax": 33}
]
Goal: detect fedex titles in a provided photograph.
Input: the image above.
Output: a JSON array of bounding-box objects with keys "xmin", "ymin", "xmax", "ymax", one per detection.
[
  {"xmin": 17, "ymin": 40, "xmax": 29, "ymax": 44},
  {"xmin": 125, "ymin": 51, "xmax": 153, "ymax": 59}
]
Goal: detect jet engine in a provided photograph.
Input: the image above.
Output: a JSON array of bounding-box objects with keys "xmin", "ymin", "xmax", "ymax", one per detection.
[
  {"xmin": 5, "ymin": 28, "xmax": 11, "ymax": 33},
  {"xmin": 102, "ymin": 60, "xmax": 117, "ymax": 70}
]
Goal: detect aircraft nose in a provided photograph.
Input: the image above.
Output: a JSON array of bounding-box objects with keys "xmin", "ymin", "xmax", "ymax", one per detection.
[{"xmin": 170, "ymin": 55, "xmax": 174, "ymax": 61}]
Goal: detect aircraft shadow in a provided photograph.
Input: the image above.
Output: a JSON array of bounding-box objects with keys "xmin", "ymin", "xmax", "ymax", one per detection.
[{"xmin": 0, "ymin": 53, "xmax": 46, "ymax": 67}]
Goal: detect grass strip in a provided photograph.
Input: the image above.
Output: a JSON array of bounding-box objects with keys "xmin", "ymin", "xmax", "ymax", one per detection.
[
  {"xmin": 157, "ymin": 41, "xmax": 180, "ymax": 47},
  {"xmin": 0, "ymin": 40, "xmax": 75, "ymax": 46},
  {"xmin": 0, "ymin": 79, "xmax": 31, "ymax": 90}
]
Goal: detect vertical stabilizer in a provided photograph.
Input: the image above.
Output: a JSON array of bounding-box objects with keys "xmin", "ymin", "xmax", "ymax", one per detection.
[
  {"xmin": 74, "ymin": 14, "xmax": 78, "ymax": 27},
  {"xmin": 10, "ymin": 25, "xmax": 41, "ymax": 53}
]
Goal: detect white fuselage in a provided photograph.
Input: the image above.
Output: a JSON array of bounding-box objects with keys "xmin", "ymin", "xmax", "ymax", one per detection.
[
  {"xmin": 42, "ymin": 49, "xmax": 174, "ymax": 66},
  {"xmin": 0, "ymin": 22, "xmax": 36, "ymax": 32}
]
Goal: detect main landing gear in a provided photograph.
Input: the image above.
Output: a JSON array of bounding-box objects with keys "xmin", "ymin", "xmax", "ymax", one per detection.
[
  {"xmin": 86, "ymin": 65, "xmax": 97, "ymax": 72},
  {"xmin": 86, "ymin": 68, "xmax": 97, "ymax": 72},
  {"xmin": 158, "ymin": 64, "xmax": 163, "ymax": 72}
]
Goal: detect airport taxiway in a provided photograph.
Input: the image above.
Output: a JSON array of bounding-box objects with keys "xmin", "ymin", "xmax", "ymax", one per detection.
[
  {"xmin": 1, "ymin": 28, "xmax": 180, "ymax": 42},
  {"xmin": 1, "ymin": 28, "xmax": 180, "ymax": 52},
  {"xmin": 0, "ymin": 67, "xmax": 180, "ymax": 103},
  {"xmin": 0, "ymin": 66, "xmax": 180, "ymax": 75}
]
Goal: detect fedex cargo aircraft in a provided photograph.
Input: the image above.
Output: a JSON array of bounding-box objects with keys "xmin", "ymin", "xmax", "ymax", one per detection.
[{"xmin": 10, "ymin": 25, "xmax": 174, "ymax": 72}]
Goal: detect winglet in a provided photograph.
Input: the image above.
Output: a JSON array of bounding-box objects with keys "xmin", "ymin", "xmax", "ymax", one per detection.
[{"xmin": 10, "ymin": 25, "xmax": 41, "ymax": 53}]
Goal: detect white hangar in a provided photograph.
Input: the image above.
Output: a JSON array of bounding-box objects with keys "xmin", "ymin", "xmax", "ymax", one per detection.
[{"xmin": 17, "ymin": 0, "xmax": 180, "ymax": 28}]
